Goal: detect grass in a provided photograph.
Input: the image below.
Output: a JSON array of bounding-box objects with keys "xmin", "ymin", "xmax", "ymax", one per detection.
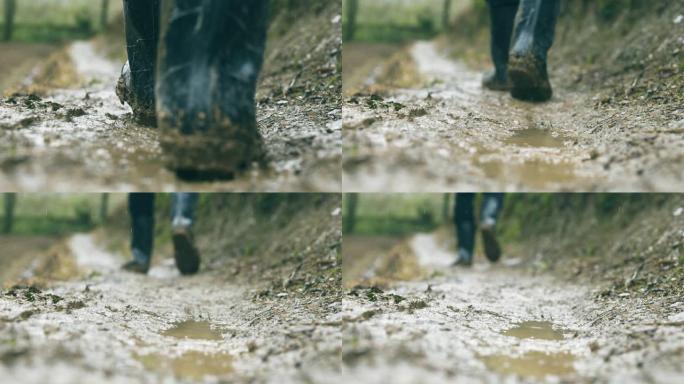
[
  {"xmin": 0, "ymin": 0, "xmax": 123, "ymax": 43},
  {"xmin": 3, "ymin": 193, "xmax": 126, "ymax": 236},
  {"xmin": 343, "ymin": 0, "xmax": 459, "ymax": 43},
  {"xmin": 344, "ymin": 194, "xmax": 450, "ymax": 236}
]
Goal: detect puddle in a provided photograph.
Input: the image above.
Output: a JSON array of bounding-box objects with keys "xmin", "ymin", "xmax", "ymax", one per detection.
[
  {"xmin": 477, "ymin": 158, "xmax": 585, "ymax": 189},
  {"xmin": 481, "ymin": 351, "xmax": 575, "ymax": 379},
  {"xmin": 502, "ymin": 321, "xmax": 565, "ymax": 340},
  {"xmin": 482, "ymin": 322, "xmax": 576, "ymax": 378},
  {"xmin": 161, "ymin": 320, "xmax": 223, "ymax": 340},
  {"xmin": 504, "ymin": 127, "xmax": 567, "ymax": 148},
  {"xmin": 135, "ymin": 351, "xmax": 234, "ymax": 380}
]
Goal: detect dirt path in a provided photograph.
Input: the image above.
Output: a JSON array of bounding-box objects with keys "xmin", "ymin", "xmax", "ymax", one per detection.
[
  {"xmin": 0, "ymin": 43, "xmax": 59, "ymax": 93},
  {"xmin": 0, "ymin": 233, "xmax": 340, "ymax": 383},
  {"xmin": 0, "ymin": 40, "xmax": 340, "ymax": 192},
  {"xmin": 342, "ymin": 233, "xmax": 684, "ymax": 383},
  {"xmin": 343, "ymin": 41, "xmax": 684, "ymax": 192}
]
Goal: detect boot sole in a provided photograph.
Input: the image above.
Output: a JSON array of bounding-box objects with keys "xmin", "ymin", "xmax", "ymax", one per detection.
[
  {"xmin": 172, "ymin": 230, "xmax": 200, "ymax": 275},
  {"xmin": 481, "ymin": 227, "xmax": 501, "ymax": 263},
  {"xmin": 160, "ymin": 127, "xmax": 265, "ymax": 181},
  {"xmin": 508, "ymin": 56, "xmax": 553, "ymax": 102}
]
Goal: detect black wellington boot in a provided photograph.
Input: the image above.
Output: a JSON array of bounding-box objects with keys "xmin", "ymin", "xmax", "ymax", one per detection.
[
  {"xmin": 123, "ymin": 193, "xmax": 155, "ymax": 275},
  {"xmin": 117, "ymin": 0, "xmax": 161, "ymax": 126},
  {"xmin": 156, "ymin": 0, "xmax": 269, "ymax": 180},
  {"xmin": 508, "ymin": 0, "xmax": 560, "ymax": 102},
  {"xmin": 454, "ymin": 194, "xmax": 477, "ymax": 267},
  {"xmin": 483, "ymin": 0, "xmax": 519, "ymax": 91}
]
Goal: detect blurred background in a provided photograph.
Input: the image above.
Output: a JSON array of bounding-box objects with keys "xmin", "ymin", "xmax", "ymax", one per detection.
[
  {"xmin": 0, "ymin": 193, "xmax": 125, "ymax": 286},
  {"xmin": 0, "ymin": 0, "xmax": 121, "ymax": 43},
  {"xmin": 0, "ymin": 0, "xmax": 124, "ymax": 92}
]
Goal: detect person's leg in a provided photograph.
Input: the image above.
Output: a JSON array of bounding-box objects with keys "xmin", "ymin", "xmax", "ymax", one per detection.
[
  {"xmin": 123, "ymin": 193, "xmax": 156, "ymax": 273},
  {"xmin": 157, "ymin": 0, "xmax": 269, "ymax": 180},
  {"xmin": 508, "ymin": 0, "xmax": 560, "ymax": 102},
  {"xmin": 479, "ymin": 193, "xmax": 504, "ymax": 262},
  {"xmin": 117, "ymin": 0, "xmax": 161, "ymax": 126},
  {"xmin": 483, "ymin": 0, "xmax": 519, "ymax": 91},
  {"xmin": 170, "ymin": 193, "xmax": 200, "ymax": 275},
  {"xmin": 454, "ymin": 193, "xmax": 476, "ymax": 266}
]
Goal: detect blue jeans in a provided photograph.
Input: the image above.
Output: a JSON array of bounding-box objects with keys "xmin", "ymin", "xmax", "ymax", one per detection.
[
  {"xmin": 128, "ymin": 193, "xmax": 198, "ymax": 264},
  {"xmin": 487, "ymin": 0, "xmax": 560, "ymax": 63},
  {"xmin": 454, "ymin": 193, "xmax": 504, "ymax": 260}
]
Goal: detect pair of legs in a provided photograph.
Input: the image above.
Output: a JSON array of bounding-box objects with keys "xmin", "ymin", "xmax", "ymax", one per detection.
[
  {"xmin": 453, "ymin": 193, "xmax": 504, "ymax": 266},
  {"xmin": 124, "ymin": 192, "xmax": 200, "ymax": 275},
  {"xmin": 118, "ymin": 0, "xmax": 269, "ymax": 178},
  {"xmin": 482, "ymin": 0, "xmax": 560, "ymax": 101}
]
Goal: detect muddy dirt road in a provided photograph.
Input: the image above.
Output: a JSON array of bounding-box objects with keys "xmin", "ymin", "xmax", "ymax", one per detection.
[
  {"xmin": 0, "ymin": 39, "xmax": 341, "ymax": 192},
  {"xmin": 342, "ymin": 233, "xmax": 684, "ymax": 383},
  {"xmin": 0, "ymin": 233, "xmax": 340, "ymax": 383},
  {"xmin": 343, "ymin": 41, "xmax": 684, "ymax": 192}
]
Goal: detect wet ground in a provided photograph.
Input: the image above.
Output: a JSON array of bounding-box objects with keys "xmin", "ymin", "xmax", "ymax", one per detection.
[
  {"xmin": 342, "ymin": 233, "xmax": 684, "ymax": 383},
  {"xmin": 0, "ymin": 39, "xmax": 340, "ymax": 192},
  {"xmin": 343, "ymin": 41, "xmax": 684, "ymax": 192},
  {"xmin": 0, "ymin": 233, "xmax": 340, "ymax": 383}
]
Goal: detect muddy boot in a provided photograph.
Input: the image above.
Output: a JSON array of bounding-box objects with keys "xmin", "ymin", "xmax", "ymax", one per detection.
[
  {"xmin": 482, "ymin": 0, "xmax": 519, "ymax": 91},
  {"xmin": 156, "ymin": 0, "xmax": 269, "ymax": 180},
  {"xmin": 453, "ymin": 249, "xmax": 473, "ymax": 267},
  {"xmin": 118, "ymin": 0, "xmax": 161, "ymax": 126},
  {"xmin": 124, "ymin": 193, "xmax": 155, "ymax": 275},
  {"xmin": 480, "ymin": 221, "xmax": 501, "ymax": 263},
  {"xmin": 508, "ymin": 0, "xmax": 560, "ymax": 102},
  {"xmin": 454, "ymin": 194, "xmax": 476, "ymax": 266},
  {"xmin": 479, "ymin": 193, "xmax": 504, "ymax": 263},
  {"xmin": 170, "ymin": 193, "xmax": 200, "ymax": 275},
  {"xmin": 172, "ymin": 227, "xmax": 200, "ymax": 275},
  {"xmin": 122, "ymin": 259, "xmax": 150, "ymax": 274}
]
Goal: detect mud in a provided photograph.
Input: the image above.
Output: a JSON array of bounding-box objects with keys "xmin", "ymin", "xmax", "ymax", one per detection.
[
  {"xmin": 0, "ymin": 1, "xmax": 341, "ymax": 192},
  {"xmin": 343, "ymin": 38, "xmax": 684, "ymax": 192},
  {"xmin": 342, "ymin": 233, "xmax": 684, "ymax": 383},
  {"xmin": 0, "ymin": 233, "xmax": 341, "ymax": 383}
]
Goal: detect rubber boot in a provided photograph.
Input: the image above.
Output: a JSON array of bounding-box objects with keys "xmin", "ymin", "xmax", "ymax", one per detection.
[
  {"xmin": 483, "ymin": 0, "xmax": 519, "ymax": 91},
  {"xmin": 156, "ymin": 0, "xmax": 269, "ymax": 180},
  {"xmin": 117, "ymin": 0, "xmax": 161, "ymax": 126},
  {"xmin": 170, "ymin": 193, "xmax": 200, "ymax": 275},
  {"xmin": 454, "ymin": 194, "xmax": 476, "ymax": 267},
  {"xmin": 508, "ymin": 0, "xmax": 560, "ymax": 102},
  {"xmin": 123, "ymin": 193, "xmax": 155, "ymax": 274},
  {"xmin": 480, "ymin": 193, "xmax": 504, "ymax": 263}
]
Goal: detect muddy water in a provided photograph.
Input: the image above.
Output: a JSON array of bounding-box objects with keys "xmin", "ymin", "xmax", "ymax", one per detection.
[
  {"xmin": 343, "ymin": 41, "xmax": 684, "ymax": 191},
  {"xmin": 480, "ymin": 351, "xmax": 575, "ymax": 379},
  {"xmin": 162, "ymin": 320, "xmax": 223, "ymax": 340},
  {"xmin": 503, "ymin": 321, "xmax": 565, "ymax": 341},
  {"xmin": 135, "ymin": 350, "xmax": 234, "ymax": 380},
  {"xmin": 504, "ymin": 127, "xmax": 568, "ymax": 148}
]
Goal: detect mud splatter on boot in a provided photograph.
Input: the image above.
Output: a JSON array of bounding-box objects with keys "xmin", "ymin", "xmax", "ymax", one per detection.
[
  {"xmin": 156, "ymin": 0, "xmax": 269, "ymax": 180},
  {"xmin": 116, "ymin": 61, "xmax": 157, "ymax": 126},
  {"xmin": 508, "ymin": 54, "xmax": 553, "ymax": 102}
]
